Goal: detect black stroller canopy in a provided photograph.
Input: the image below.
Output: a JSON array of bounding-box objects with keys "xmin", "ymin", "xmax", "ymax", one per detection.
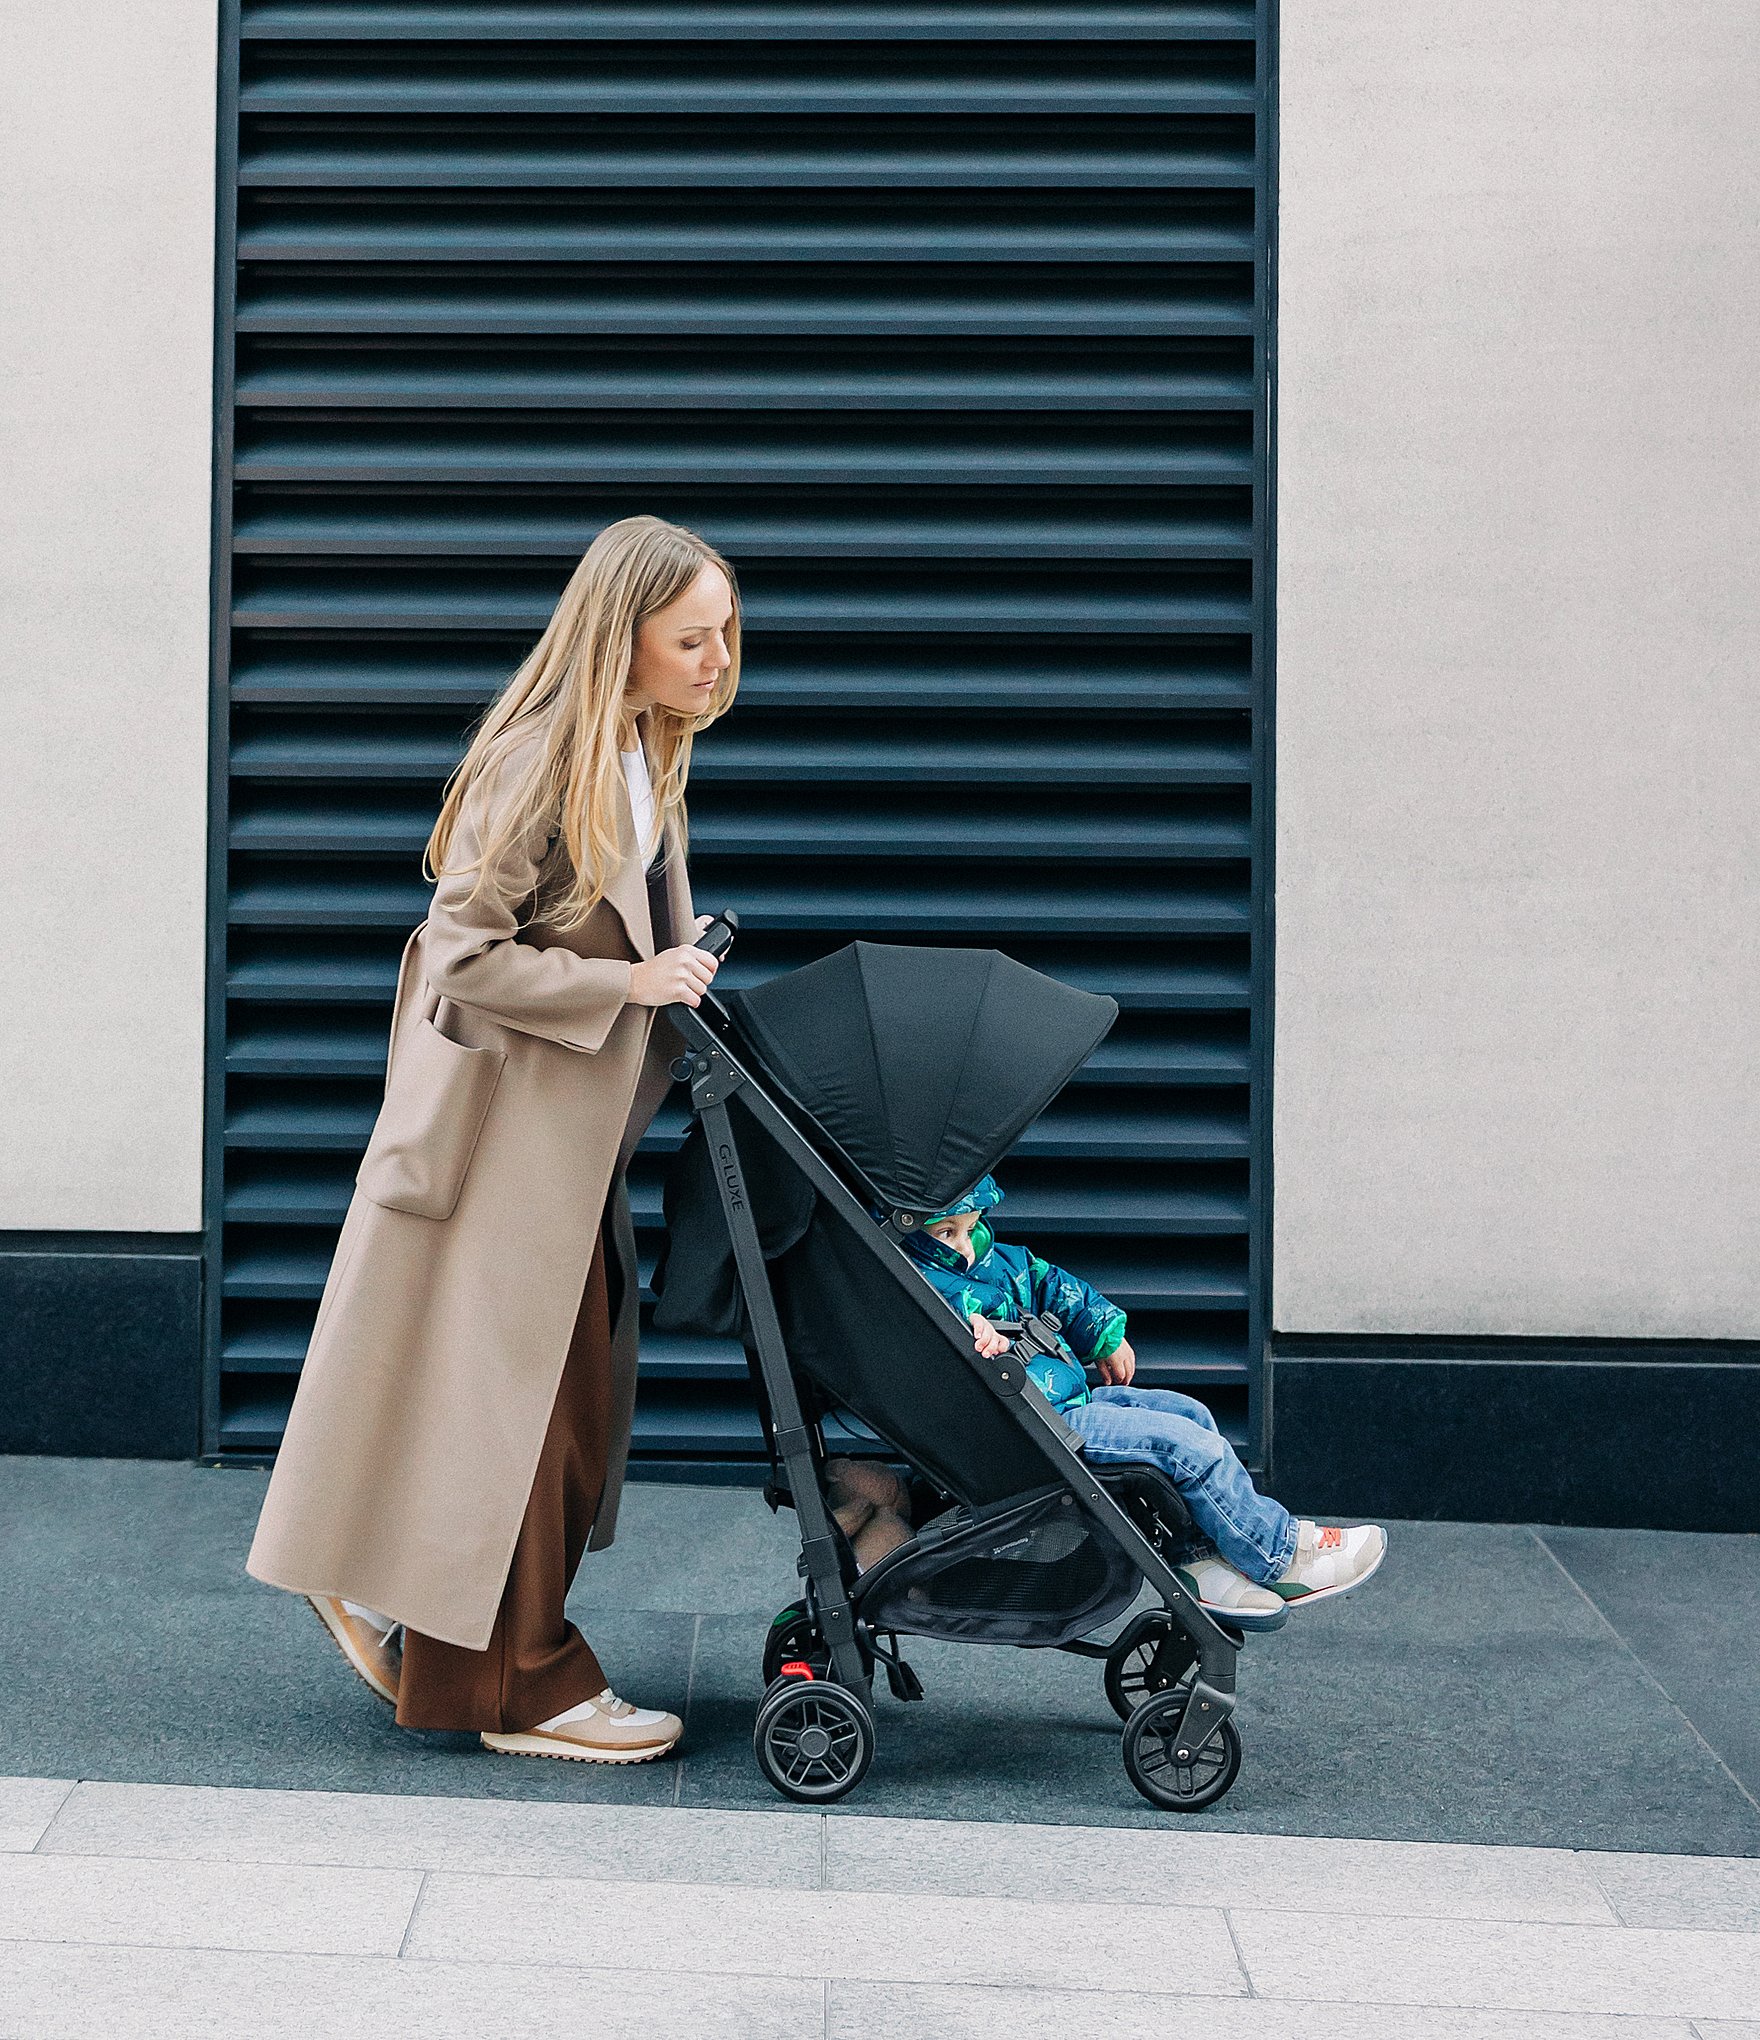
[{"xmin": 722, "ymin": 942, "xmax": 1117, "ymax": 1216}]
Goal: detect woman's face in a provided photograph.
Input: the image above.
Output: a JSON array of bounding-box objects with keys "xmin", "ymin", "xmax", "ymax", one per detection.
[{"xmin": 626, "ymin": 561, "xmax": 734, "ymax": 719}]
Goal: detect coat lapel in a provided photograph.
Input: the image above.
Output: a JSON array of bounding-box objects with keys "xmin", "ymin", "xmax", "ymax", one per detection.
[{"xmin": 659, "ymin": 806, "xmax": 694, "ymax": 948}]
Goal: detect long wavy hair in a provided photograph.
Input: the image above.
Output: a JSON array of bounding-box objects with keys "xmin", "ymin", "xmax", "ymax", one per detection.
[{"xmin": 424, "ymin": 515, "xmax": 740, "ymax": 933}]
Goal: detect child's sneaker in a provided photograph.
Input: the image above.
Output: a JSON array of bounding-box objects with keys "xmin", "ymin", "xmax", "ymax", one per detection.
[
  {"xmin": 1176, "ymin": 1555, "xmax": 1283, "ymax": 1618},
  {"xmin": 1273, "ymin": 1521, "xmax": 1387, "ymax": 1605}
]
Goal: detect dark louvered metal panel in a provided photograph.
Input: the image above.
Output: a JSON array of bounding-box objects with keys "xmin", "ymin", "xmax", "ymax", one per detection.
[{"xmin": 205, "ymin": 0, "xmax": 1272, "ymax": 1466}]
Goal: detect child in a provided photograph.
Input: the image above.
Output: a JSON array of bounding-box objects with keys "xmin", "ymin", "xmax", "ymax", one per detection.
[{"xmin": 901, "ymin": 1175, "xmax": 1386, "ymax": 1618}]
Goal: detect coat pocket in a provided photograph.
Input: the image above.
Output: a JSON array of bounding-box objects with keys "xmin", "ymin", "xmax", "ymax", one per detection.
[{"xmin": 356, "ymin": 1017, "xmax": 506, "ymax": 1220}]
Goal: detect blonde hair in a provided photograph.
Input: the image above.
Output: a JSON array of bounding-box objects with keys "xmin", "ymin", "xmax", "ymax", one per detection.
[{"xmin": 425, "ymin": 515, "xmax": 739, "ymax": 932}]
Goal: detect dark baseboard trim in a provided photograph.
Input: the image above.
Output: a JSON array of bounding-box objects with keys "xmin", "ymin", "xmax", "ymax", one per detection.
[
  {"xmin": 0, "ymin": 1231, "xmax": 204, "ymax": 1258},
  {"xmin": 626, "ymin": 1457, "xmax": 771, "ymax": 1489},
  {"xmin": 1274, "ymin": 1330, "xmax": 1760, "ymax": 1367},
  {"xmin": 1269, "ymin": 1340, "xmax": 1760, "ymax": 1533},
  {"xmin": 0, "ymin": 1241, "xmax": 202, "ymax": 1458}
]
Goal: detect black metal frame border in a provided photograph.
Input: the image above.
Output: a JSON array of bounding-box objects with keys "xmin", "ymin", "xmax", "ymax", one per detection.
[
  {"xmin": 1250, "ymin": 0, "xmax": 1280, "ymax": 1478},
  {"xmin": 199, "ymin": 0, "xmax": 244, "ymax": 1460},
  {"xmin": 194, "ymin": 6, "xmax": 1284, "ymax": 1472}
]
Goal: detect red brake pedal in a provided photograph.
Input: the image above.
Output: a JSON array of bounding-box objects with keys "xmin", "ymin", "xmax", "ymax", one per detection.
[{"xmin": 779, "ymin": 1659, "xmax": 816, "ymax": 1679}]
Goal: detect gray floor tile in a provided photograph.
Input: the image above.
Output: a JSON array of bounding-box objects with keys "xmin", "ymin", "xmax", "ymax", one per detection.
[
  {"xmin": 829, "ymin": 1981, "xmax": 1697, "ymax": 2039},
  {"xmin": 563, "ymin": 1482, "xmax": 803, "ymax": 1613},
  {"xmin": 1588, "ymin": 1848, "xmax": 1760, "ymax": 1932},
  {"xmin": 680, "ymin": 1523, "xmax": 1760, "ymax": 1850},
  {"xmin": 39, "ymin": 1780, "xmax": 821, "ymax": 1887},
  {"xmin": 5, "ymin": 1457, "xmax": 1759, "ymax": 1853},
  {"xmin": 0, "ymin": 1851, "xmax": 419, "ymax": 1957},
  {"xmin": 0, "ymin": 1777, "xmax": 72, "ymax": 1852},
  {"xmin": 825, "ymin": 1812, "xmax": 1619, "ymax": 1922},
  {"xmin": 408, "ymin": 1873, "xmax": 1246, "ymax": 1996},
  {"xmin": 1540, "ymin": 1529, "xmax": 1760, "ymax": 1806},
  {"xmin": 0, "ymin": 1468, "xmax": 696, "ymax": 1805},
  {"xmin": 0, "ymin": 1940, "xmax": 824, "ymax": 2040},
  {"xmin": 1228, "ymin": 1910, "xmax": 1760, "ymax": 2020}
]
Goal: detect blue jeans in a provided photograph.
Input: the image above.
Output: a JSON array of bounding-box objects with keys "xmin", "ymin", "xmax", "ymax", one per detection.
[{"xmin": 1065, "ymin": 1385, "xmax": 1296, "ymax": 1584}]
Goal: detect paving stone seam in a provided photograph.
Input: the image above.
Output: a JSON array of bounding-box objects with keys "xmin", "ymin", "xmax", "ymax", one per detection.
[
  {"xmin": 1222, "ymin": 1902, "xmax": 1760, "ymax": 1945},
  {"xmin": 1531, "ymin": 1530, "xmax": 1760, "ymax": 1827},
  {"xmin": 0, "ymin": 1935, "xmax": 1732, "ymax": 2026},
  {"xmin": 823, "ymin": 1991, "xmax": 1704, "ymax": 2040},
  {"xmin": 1221, "ymin": 1908, "xmax": 1256, "ymax": 1997},
  {"xmin": 1220, "ymin": 1904, "xmax": 1760, "ymax": 2014},
  {"xmin": 17, "ymin": 1778, "xmax": 76, "ymax": 1852},
  {"xmin": 6, "ymin": 1843, "xmax": 1682, "ymax": 1930},
  {"xmin": 395, "ymin": 1869, "xmax": 428, "ymax": 1960},
  {"xmin": 673, "ymin": 1611, "xmax": 704, "ymax": 1812},
  {"xmin": 7, "ymin": 1855, "xmax": 1679, "ymax": 1931},
  {"xmin": 823, "ymin": 1978, "xmax": 1713, "ymax": 2027},
  {"xmin": 0, "ymin": 1928, "xmax": 1749, "ymax": 2021},
  {"xmin": 394, "ymin": 1947, "xmax": 1255, "ymax": 2002}
]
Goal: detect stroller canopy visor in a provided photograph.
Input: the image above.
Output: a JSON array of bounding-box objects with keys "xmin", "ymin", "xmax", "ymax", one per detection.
[{"xmin": 722, "ymin": 941, "xmax": 1117, "ymax": 1216}]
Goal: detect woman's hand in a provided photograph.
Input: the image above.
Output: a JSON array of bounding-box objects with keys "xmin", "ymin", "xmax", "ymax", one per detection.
[
  {"xmin": 970, "ymin": 1312, "xmax": 1013, "ymax": 1359},
  {"xmin": 1095, "ymin": 1338, "xmax": 1136, "ymax": 1386},
  {"xmin": 628, "ymin": 942, "xmax": 719, "ymax": 1009}
]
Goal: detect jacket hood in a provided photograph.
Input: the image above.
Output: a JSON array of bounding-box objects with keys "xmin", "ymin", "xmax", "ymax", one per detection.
[
  {"xmin": 926, "ymin": 1174, "xmax": 1003, "ymax": 1225},
  {"xmin": 899, "ymin": 1174, "xmax": 1004, "ymax": 1277}
]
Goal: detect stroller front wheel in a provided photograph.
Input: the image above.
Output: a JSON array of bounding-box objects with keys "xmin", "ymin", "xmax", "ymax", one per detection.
[
  {"xmin": 1122, "ymin": 1690, "xmax": 1242, "ymax": 1812},
  {"xmin": 754, "ymin": 1678, "xmax": 876, "ymax": 1804}
]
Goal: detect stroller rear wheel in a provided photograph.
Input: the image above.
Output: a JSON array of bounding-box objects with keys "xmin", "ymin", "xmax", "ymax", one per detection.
[
  {"xmin": 754, "ymin": 1678, "xmax": 875, "ymax": 1803},
  {"xmin": 761, "ymin": 1600, "xmax": 830, "ymax": 1686},
  {"xmin": 1103, "ymin": 1612, "xmax": 1198, "ymax": 1721},
  {"xmin": 1122, "ymin": 1689, "xmax": 1242, "ymax": 1812}
]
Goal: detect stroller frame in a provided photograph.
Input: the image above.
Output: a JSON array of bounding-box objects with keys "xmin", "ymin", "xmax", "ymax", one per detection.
[{"xmin": 667, "ymin": 962, "xmax": 1254, "ymax": 1791}]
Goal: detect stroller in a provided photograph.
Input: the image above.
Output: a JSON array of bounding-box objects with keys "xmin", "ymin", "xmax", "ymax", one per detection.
[{"xmin": 653, "ymin": 916, "xmax": 1284, "ymax": 1811}]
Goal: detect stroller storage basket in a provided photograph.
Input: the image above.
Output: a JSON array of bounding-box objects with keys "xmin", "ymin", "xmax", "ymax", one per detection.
[{"xmin": 857, "ymin": 1489, "xmax": 1141, "ymax": 1648}]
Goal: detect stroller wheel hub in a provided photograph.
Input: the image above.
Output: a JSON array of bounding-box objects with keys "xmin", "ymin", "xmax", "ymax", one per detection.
[{"xmin": 796, "ymin": 1725, "xmax": 833, "ymax": 1760}]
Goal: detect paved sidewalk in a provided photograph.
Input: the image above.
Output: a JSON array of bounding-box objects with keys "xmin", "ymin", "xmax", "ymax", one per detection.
[
  {"xmin": 3, "ymin": 1458, "xmax": 1758, "ymax": 1853},
  {"xmin": 2, "ymin": 1777, "xmax": 1758, "ymax": 2035}
]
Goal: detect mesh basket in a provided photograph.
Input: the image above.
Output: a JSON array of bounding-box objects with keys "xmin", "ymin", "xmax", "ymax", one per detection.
[{"xmin": 856, "ymin": 1489, "xmax": 1141, "ymax": 1647}]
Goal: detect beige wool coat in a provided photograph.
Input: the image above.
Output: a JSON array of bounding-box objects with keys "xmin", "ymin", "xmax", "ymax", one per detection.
[{"xmin": 248, "ymin": 731, "xmax": 693, "ymax": 1650}]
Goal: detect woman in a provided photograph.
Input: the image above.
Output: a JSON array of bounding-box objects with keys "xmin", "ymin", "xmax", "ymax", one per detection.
[{"xmin": 248, "ymin": 516, "xmax": 737, "ymax": 1763}]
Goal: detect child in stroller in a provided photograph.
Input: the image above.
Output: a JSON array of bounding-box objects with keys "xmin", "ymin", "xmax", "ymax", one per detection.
[{"xmin": 902, "ymin": 1174, "xmax": 1388, "ymax": 1619}]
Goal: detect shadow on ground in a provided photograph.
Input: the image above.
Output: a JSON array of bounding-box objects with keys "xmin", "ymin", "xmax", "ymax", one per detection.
[{"xmin": 2, "ymin": 1459, "xmax": 1756, "ymax": 1853}]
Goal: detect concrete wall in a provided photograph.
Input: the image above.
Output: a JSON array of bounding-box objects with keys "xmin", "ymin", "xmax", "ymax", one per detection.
[
  {"xmin": 0, "ymin": 2, "xmax": 217, "ymax": 1230},
  {"xmin": 1274, "ymin": 3, "xmax": 1760, "ymax": 1337}
]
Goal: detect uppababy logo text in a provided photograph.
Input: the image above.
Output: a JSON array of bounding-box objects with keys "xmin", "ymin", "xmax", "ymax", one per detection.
[{"xmin": 717, "ymin": 1143, "xmax": 745, "ymax": 1213}]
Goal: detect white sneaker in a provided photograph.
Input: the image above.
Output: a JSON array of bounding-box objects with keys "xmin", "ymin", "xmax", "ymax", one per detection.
[
  {"xmin": 1177, "ymin": 1555, "xmax": 1284, "ymax": 1618},
  {"xmin": 1273, "ymin": 1521, "xmax": 1388, "ymax": 1605},
  {"xmin": 481, "ymin": 1688, "xmax": 682, "ymax": 1764}
]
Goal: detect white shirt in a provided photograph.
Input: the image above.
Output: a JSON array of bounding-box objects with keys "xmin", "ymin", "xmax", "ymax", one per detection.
[{"xmin": 621, "ymin": 743, "xmax": 659, "ymax": 869}]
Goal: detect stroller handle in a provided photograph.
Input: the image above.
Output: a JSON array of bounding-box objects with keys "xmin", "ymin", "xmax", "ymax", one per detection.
[{"xmin": 694, "ymin": 907, "xmax": 739, "ymax": 961}]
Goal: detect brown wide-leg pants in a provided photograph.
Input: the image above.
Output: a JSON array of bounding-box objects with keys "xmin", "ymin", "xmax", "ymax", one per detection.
[{"xmin": 395, "ymin": 1219, "xmax": 616, "ymax": 1733}]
